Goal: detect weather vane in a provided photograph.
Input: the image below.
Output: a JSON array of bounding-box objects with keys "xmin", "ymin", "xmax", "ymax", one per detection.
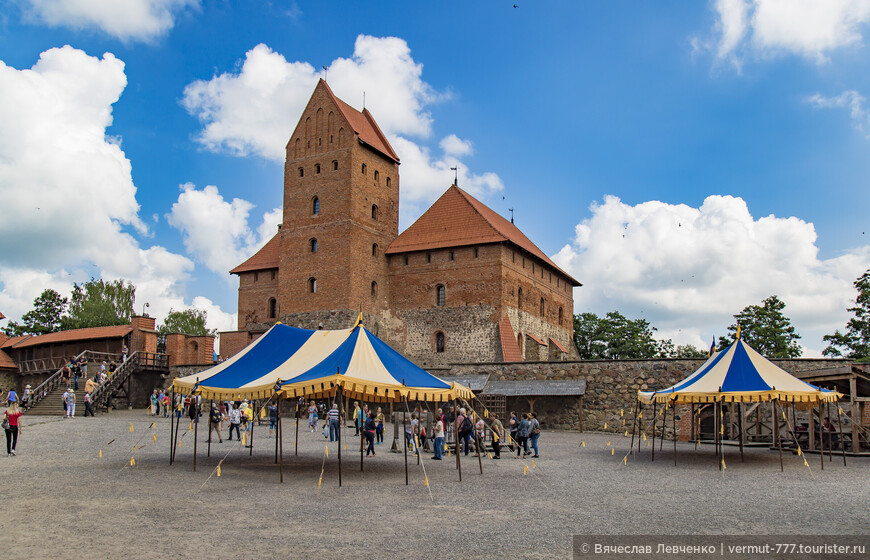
[{"xmin": 450, "ymin": 167, "xmax": 458, "ymax": 186}]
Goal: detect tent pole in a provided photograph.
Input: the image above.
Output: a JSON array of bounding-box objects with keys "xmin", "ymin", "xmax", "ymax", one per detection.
[
  {"xmin": 716, "ymin": 401, "xmax": 721, "ymax": 471},
  {"xmin": 819, "ymin": 405, "xmax": 824, "ymax": 471},
  {"xmin": 637, "ymin": 402, "xmax": 643, "ymax": 454},
  {"xmin": 193, "ymin": 397, "xmax": 198, "ymax": 472},
  {"xmin": 774, "ymin": 399, "xmax": 783, "ymax": 472},
  {"xmin": 835, "ymin": 398, "xmax": 846, "ymax": 467},
  {"xmin": 738, "ymin": 401, "xmax": 744, "ymax": 463},
  {"xmin": 249, "ymin": 402, "xmax": 255, "ymax": 456},
  {"xmin": 207, "ymin": 399, "xmax": 212, "ymax": 458},
  {"xmin": 403, "ymin": 395, "xmax": 409, "ymax": 485},
  {"xmin": 278, "ymin": 392, "xmax": 284, "ymax": 483},
  {"xmin": 474, "ymin": 409, "xmax": 484, "ymax": 475},
  {"xmin": 456, "ymin": 413, "xmax": 462, "ymax": 482},
  {"xmin": 826, "ymin": 401, "xmax": 833, "ymax": 463},
  {"xmin": 337, "ymin": 386, "xmax": 343, "ymax": 488},
  {"xmin": 169, "ymin": 390, "xmax": 175, "ymax": 465},
  {"xmin": 650, "ymin": 401, "xmax": 665, "ymax": 462},
  {"xmin": 274, "ymin": 397, "xmax": 280, "ymax": 464},
  {"xmin": 295, "ymin": 393, "xmax": 301, "ymax": 457},
  {"xmin": 172, "ymin": 394, "xmax": 181, "ymax": 465},
  {"xmin": 629, "ymin": 399, "xmax": 639, "ymax": 455},
  {"xmin": 672, "ymin": 400, "xmax": 677, "ymax": 466},
  {"xmin": 360, "ymin": 407, "xmax": 364, "ymax": 473}
]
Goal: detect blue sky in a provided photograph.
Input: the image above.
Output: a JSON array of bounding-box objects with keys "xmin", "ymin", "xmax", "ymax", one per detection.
[{"xmin": 1, "ymin": 1, "xmax": 869, "ymax": 355}]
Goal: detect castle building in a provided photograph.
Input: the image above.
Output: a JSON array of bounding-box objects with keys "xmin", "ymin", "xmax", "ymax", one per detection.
[{"xmin": 220, "ymin": 80, "xmax": 581, "ymax": 366}]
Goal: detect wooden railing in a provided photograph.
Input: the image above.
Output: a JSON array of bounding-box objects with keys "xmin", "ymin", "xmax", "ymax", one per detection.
[
  {"xmin": 25, "ymin": 350, "xmax": 89, "ymax": 411},
  {"xmin": 91, "ymin": 351, "xmax": 168, "ymax": 411},
  {"xmin": 17, "ymin": 351, "xmax": 124, "ymax": 375}
]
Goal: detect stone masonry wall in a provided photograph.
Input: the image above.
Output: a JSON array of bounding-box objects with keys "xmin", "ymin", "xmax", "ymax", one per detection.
[{"xmin": 442, "ymin": 357, "xmax": 848, "ymax": 433}]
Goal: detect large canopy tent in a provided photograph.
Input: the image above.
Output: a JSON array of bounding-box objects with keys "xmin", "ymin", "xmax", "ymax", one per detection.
[
  {"xmin": 633, "ymin": 333, "xmax": 842, "ymax": 469},
  {"xmin": 169, "ymin": 320, "xmax": 473, "ymax": 485},
  {"xmin": 171, "ymin": 322, "xmax": 473, "ymax": 403}
]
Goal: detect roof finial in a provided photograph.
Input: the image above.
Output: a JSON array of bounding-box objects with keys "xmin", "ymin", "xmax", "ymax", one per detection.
[
  {"xmin": 362, "ymin": 91, "xmax": 365, "ymax": 110},
  {"xmin": 322, "ymin": 66, "xmax": 328, "ymax": 82},
  {"xmin": 508, "ymin": 208, "xmax": 515, "ymax": 224},
  {"xmin": 735, "ymin": 324, "xmax": 741, "ymax": 340},
  {"xmin": 450, "ymin": 166, "xmax": 458, "ymax": 187}
]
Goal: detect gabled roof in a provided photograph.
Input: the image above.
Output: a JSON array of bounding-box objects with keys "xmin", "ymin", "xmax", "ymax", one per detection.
[
  {"xmin": 498, "ymin": 315, "xmax": 523, "ymax": 363},
  {"xmin": 0, "ymin": 311, "xmax": 5, "ymax": 320},
  {"xmin": 0, "ymin": 334, "xmax": 31, "ymax": 349},
  {"xmin": 526, "ymin": 333, "xmax": 546, "ymax": 346},
  {"xmin": 0, "ymin": 349, "xmax": 16, "ymax": 370},
  {"xmin": 230, "ymin": 234, "xmax": 280, "ymax": 275},
  {"xmin": 8, "ymin": 326, "xmax": 133, "ymax": 349},
  {"xmin": 314, "ymin": 80, "xmax": 399, "ymax": 163},
  {"xmin": 548, "ymin": 337, "xmax": 568, "ymax": 354},
  {"xmin": 386, "ymin": 185, "xmax": 581, "ymax": 286}
]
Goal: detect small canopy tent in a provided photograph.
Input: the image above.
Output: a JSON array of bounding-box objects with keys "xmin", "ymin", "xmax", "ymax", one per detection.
[
  {"xmin": 171, "ymin": 322, "xmax": 472, "ymax": 403},
  {"xmin": 638, "ymin": 337, "xmax": 840, "ymax": 406}
]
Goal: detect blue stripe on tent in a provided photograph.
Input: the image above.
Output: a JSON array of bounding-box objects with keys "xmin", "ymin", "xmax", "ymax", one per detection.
[
  {"xmin": 202, "ymin": 325, "xmax": 314, "ymax": 389},
  {"xmin": 720, "ymin": 341, "xmax": 770, "ymax": 392},
  {"xmin": 666, "ymin": 348, "xmax": 731, "ymax": 394},
  {"xmin": 365, "ymin": 328, "xmax": 450, "ymax": 388},
  {"xmin": 280, "ymin": 328, "xmax": 360, "ymax": 384}
]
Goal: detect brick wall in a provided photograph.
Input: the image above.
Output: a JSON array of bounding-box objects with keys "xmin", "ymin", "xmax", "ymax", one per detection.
[
  {"xmin": 165, "ymin": 334, "xmax": 215, "ymax": 366},
  {"xmin": 237, "ymin": 268, "xmax": 279, "ymax": 329}
]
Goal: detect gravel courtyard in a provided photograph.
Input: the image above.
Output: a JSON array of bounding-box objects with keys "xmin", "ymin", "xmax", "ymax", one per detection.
[{"xmin": 1, "ymin": 411, "xmax": 867, "ymax": 559}]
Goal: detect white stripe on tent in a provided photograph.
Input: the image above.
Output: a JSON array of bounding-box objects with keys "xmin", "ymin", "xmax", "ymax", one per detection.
[
  {"xmin": 342, "ymin": 329, "xmax": 400, "ymax": 386},
  {"xmin": 174, "ymin": 326, "xmax": 277, "ymax": 386},
  {"xmin": 239, "ymin": 328, "xmax": 352, "ymax": 389}
]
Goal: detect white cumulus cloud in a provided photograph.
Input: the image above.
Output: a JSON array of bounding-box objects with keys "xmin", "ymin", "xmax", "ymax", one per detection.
[
  {"xmin": 21, "ymin": 0, "xmax": 199, "ymax": 42},
  {"xmin": 707, "ymin": 0, "xmax": 870, "ymax": 64},
  {"xmin": 181, "ymin": 35, "xmax": 501, "ymax": 218},
  {"xmin": 552, "ymin": 195, "xmax": 870, "ymax": 355},
  {"xmin": 166, "ymin": 183, "xmax": 281, "ymax": 276}
]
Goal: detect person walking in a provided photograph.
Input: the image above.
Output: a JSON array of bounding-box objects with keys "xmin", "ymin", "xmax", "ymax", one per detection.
[
  {"xmin": 307, "ymin": 401, "xmax": 318, "ymax": 432},
  {"xmin": 364, "ymin": 411, "xmax": 376, "ymax": 456},
  {"xmin": 432, "ymin": 414, "xmax": 444, "ymax": 460},
  {"xmin": 209, "ymin": 403, "xmax": 224, "ymax": 443},
  {"xmin": 351, "ymin": 402, "xmax": 361, "ymax": 436},
  {"xmin": 517, "ymin": 413, "xmax": 531, "ymax": 457},
  {"xmin": 508, "ymin": 411, "xmax": 519, "ymax": 453},
  {"xmin": 83, "ymin": 391, "xmax": 94, "ymax": 417},
  {"xmin": 150, "ymin": 390, "xmax": 159, "ymax": 416},
  {"xmin": 456, "ymin": 408, "xmax": 473, "ymax": 456},
  {"xmin": 375, "ymin": 407, "xmax": 385, "ymax": 444},
  {"xmin": 162, "ymin": 392, "xmax": 170, "ymax": 417},
  {"xmin": 528, "ymin": 412, "xmax": 541, "ymax": 458},
  {"xmin": 65, "ymin": 389, "xmax": 76, "ymax": 418},
  {"xmin": 227, "ymin": 404, "xmax": 241, "ymax": 441},
  {"xmin": 3, "ymin": 400, "xmax": 22, "ymax": 456},
  {"xmin": 268, "ymin": 403, "xmax": 278, "ymax": 436},
  {"xmin": 490, "ymin": 416, "xmax": 504, "ymax": 459},
  {"xmin": 327, "ymin": 403, "xmax": 340, "ymax": 442}
]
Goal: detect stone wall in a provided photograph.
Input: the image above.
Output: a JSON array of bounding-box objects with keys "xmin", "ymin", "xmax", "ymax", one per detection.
[{"xmin": 442, "ymin": 357, "xmax": 848, "ymax": 433}]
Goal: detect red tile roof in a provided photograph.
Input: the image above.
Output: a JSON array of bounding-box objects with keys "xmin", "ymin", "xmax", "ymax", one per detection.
[
  {"xmin": 386, "ymin": 185, "xmax": 581, "ymax": 285},
  {"xmin": 0, "ymin": 349, "xmax": 16, "ymax": 370},
  {"xmin": 0, "ymin": 334, "xmax": 30, "ymax": 349},
  {"xmin": 0, "ymin": 311, "xmax": 5, "ymax": 320},
  {"xmin": 526, "ymin": 333, "xmax": 546, "ymax": 346},
  {"xmin": 230, "ymin": 234, "xmax": 280, "ymax": 274},
  {"xmin": 548, "ymin": 337, "xmax": 568, "ymax": 354},
  {"xmin": 320, "ymin": 80, "xmax": 399, "ymax": 163},
  {"xmin": 498, "ymin": 315, "xmax": 523, "ymax": 363},
  {"xmin": 8, "ymin": 326, "xmax": 132, "ymax": 349}
]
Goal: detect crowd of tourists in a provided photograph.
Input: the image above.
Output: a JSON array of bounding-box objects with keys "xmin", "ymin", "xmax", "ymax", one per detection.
[{"xmin": 57, "ymin": 358, "xmax": 118, "ymax": 418}]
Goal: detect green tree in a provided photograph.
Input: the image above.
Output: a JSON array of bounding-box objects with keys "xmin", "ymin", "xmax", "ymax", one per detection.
[
  {"xmin": 62, "ymin": 278, "xmax": 135, "ymax": 330},
  {"xmin": 717, "ymin": 295, "xmax": 802, "ymax": 358},
  {"xmin": 2, "ymin": 289, "xmax": 68, "ymax": 336},
  {"xmin": 573, "ymin": 311, "xmax": 661, "ymax": 359},
  {"xmin": 158, "ymin": 308, "xmax": 217, "ymax": 336},
  {"xmin": 823, "ymin": 269, "xmax": 870, "ymax": 360}
]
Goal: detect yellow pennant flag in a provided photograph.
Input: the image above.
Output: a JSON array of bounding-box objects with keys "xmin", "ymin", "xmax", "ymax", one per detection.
[
  {"xmin": 804, "ymin": 459, "xmax": 809, "ymax": 467},
  {"xmin": 447, "ymin": 449, "xmax": 451, "ymax": 456},
  {"xmin": 647, "ymin": 442, "xmax": 650, "ymax": 448},
  {"xmin": 622, "ymin": 419, "xmax": 626, "ymax": 426},
  {"xmin": 484, "ymin": 409, "xmax": 489, "ymax": 418},
  {"xmin": 606, "ymin": 441, "xmax": 611, "ymax": 447},
  {"xmin": 720, "ymin": 426, "xmax": 724, "ymax": 435},
  {"xmin": 623, "ymin": 456, "xmax": 627, "ymax": 465},
  {"xmin": 98, "ymin": 449, "xmax": 102, "ymax": 458},
  {"xmin": 344, "ymin": 443, "xmax": 347, "ymax": 450},
  {"xmin": 129, "ymin": 424, "xmax": 134, "ymax": 433},
  {"xmin": 189, "ymin": 422, "xmax": 194, "ymax": 432},
  {"xmin": 523, "ymin": 465, "xmax": 529, "ymax": 475},
  {"xmin": 580, "ymin": 441, "xmax": 586, "ymax": 447},
  {"xmin": 722, "ymin": 460, "xmax": 726, "ymax": 470},
  {"xmin": 624, "ymin": 431, "xmax": 629, "ymax": 437},
  {"xmin": 797, "ymin": 447, "xmax": 802, "ymax": 456},
  {"xmin": 424, "ymin": 477, "xmax": 429, "ymax": 487},
  {"xmin": 620, "ymin": 409, "xmax": 624, "ymax": 417},
  {"xmin": 638, "ymin": 413, "xmax": 643, "ymax": 419},
  {"xmin": 260, "ymin": 407, "xmax": 267, "ymax": 419},
  {"xmin": 603, "ymin": 422, "xmax": 608, "ymax": 429},
  {"xmin": 531, "ymin": 460, "xmax": 536, "ymax": 469},
  {"xmin": 130, "ymin": 457, "xmax": 135, "ymax": 467},
  {"xmin": 217, "ymin": 465, "xmax": 222, "ymax": 477},
  {"xmin": 152, "ymin": 433, "xmax": 157, "ymax": 443},
  {"xmin": 241, "ymin": 433, "xmax": 246, "ymax": 446},
  {"xmin": 839, "ymin": 407, "xmax": 844, "ymax": 415},
  {"xmin": 325, "ymin": 446, "xmax": 329, "ymax": 458},
  {"xmin": 611, "ymin": 448, "xmax": 614, "ymax": 455},
  {"xmin": 642, "ymin": 433, "xmax": 647, "ymax": 441},
  {"xmin": 318, "ymin": 476, "xmax": 322, "ymax": 489}
]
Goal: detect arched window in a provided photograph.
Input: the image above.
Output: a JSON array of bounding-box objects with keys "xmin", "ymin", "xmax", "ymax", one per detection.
[
  {"xmin": 540, "ymin": 298, "xmax": 545, "ymax": 316},
  {"xmin": 372, "ymin": 243, "xmax": 379, "ymax": 257},
  {"xmin": 332, "ymin": 160, "xmax": 338, "ymax": 170},
  {"xmin": 308, "ymin": 278, "xmax": 317, "ymax": 293},
  {"xmin": 298, "ymin": 167, "xmax": 304, "ymax": 177},
  {"xmin": 436, "ymin": 332, "xmax": 445, "ymax": 353},
  {"xmin": 315, "ymin": 163, "xmax": 321, "ymax": 174},
  {"xmin": 371, "ymin": 281, "xmax": 378, "ymax": 298},
  {"xmin": 517, "ymin": 287, "xmax": 523, "ymax": 309},
  {"xmin": 386, "ymin": 177, "xmax": 391, "ymax": 188},
  {"xmin": 361, "ymin": 163, "xmax": 367, "ymax": 175},
  {"xmin": 374, "ymin": 170, "xmax": 379, "ymax": 183},
  {"xmin": 558, "ymin": 306, "xmax": 564, "ymax": 326},
  {"xmin": 371, "ymin": 204, "xmax": 379, "ymax": 220},
  {"xmin": 268, "ymin": 298, "xmax": 277, "ymax": 319},
  {"xmin": 309, "ymin": 238, "xmax": 318, "ymax": 253},
  {"xmin": 436, "ymin": 285, "xmax": 445, "ymax": 307},
  {"xmin": 312, "ymin": 197, "xmax": 320, "ymax": 215}
]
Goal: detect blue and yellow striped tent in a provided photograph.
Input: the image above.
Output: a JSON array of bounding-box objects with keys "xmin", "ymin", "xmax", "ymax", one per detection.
[
  {"xmin": 172, "ymin": 322, "xmax": 472, "ymax": 403},
  {"xmin": 638, "ymin": 337, "xmax": 841, "ymax": 406}
]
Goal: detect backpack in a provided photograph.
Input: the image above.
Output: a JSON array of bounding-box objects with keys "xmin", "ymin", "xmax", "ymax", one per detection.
[{"xmin": 460, "ymin": 415, "xmax": 473, "ymax": 433}]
